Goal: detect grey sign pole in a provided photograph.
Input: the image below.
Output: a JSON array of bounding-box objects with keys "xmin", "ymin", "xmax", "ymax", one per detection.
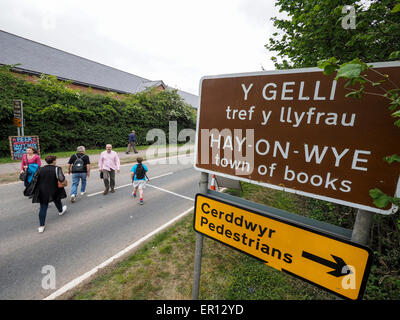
[
  {"xmin": 349, "ymin": 209, "xmax": 374, "ymax": 300},
  {"xmin": 20, "ymin": 101, "xmax": 24, "ymax": 136},
  {"xmin": 13, "ymin": 100, "xmax": 24, "ymax": 136},
  {"xmin": 192, "ymin": 171, "xmax": 208, "ymax": 300},
  {"xmin": 351, "ymin": 209, "xmax": 374, "ymax": 245},
  {"xmin": 332, "ymin": 209, "xmax": 374, "ymax": 300}
]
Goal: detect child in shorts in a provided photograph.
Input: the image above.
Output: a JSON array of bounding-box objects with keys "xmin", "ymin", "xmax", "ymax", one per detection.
[{"xmin": 130, "ymin": 157, "xmax": 148, "ymax": 205}]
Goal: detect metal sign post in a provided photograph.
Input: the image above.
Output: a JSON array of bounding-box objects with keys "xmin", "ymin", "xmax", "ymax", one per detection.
[
  {"xmin": 21, "ymin": 102, "xmax": 24, "ymax": 136},
  {"xmin": 192, "ymin": 172, "xmax": 208, "ymax": 300},
  {"xmin": 13, "ymin": 100, "xmax": 24, "ymax": 136},
  {"xmin": 351, "ymin": 209, "xmax": 374, "ymax": 245}
]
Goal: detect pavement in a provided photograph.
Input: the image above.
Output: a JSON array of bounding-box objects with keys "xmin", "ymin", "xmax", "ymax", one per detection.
[{"xmin": 0, "ymin": 145, "xmax": 194, "ymax": 177}]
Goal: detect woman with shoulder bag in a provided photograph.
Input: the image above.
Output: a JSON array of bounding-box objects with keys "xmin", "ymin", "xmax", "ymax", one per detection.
[
  {"xmin": 20, "ymin": 147, "xmax": 41, "ymax": 187},
  {"xmin": 31, "ymin": 155, "xmax": 67, "ymax": 233}
]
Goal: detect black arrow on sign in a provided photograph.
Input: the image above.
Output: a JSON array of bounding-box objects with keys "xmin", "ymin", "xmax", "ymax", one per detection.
[{"xmin": 302, "ymin": 251, "xmax": 351, "ymax": 277}]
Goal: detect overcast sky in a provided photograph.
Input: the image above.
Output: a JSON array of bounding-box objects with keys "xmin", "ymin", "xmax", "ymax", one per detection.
[{"xmin": 0, "ymin": 0, "xmax": 281, "ymax": 95}]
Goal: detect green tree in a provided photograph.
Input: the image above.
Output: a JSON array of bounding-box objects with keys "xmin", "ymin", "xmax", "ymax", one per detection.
[
  {"xmin": 266, "ymin": 0, "xmax": 400, "ymax": 299},
  {"xmin": 266, "ymin": 0, "xmax": 400, "ymax": 69},
  {"xmin": 266, "ymin": 0, "xmax": 400, "ymax": 209}
]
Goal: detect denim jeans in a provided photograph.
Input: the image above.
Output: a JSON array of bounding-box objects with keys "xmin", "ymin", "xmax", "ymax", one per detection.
[
  {"xmin": 71, "ymin": 172, "xmax": 87, "ymax": 196},
  {"xmin": 39, "ymin": 199, "xmax": 63, "ymax": 226}
]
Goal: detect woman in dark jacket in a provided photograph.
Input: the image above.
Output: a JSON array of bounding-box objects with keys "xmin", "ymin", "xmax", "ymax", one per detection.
[{"xmin": 32, "ymin": 155, "xmax": 67, "ymax": 233}]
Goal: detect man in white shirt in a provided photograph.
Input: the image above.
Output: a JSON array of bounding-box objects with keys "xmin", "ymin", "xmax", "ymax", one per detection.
[{"xmin": 98, "ymin": 144, "xmax": 120, "ymax": 195}]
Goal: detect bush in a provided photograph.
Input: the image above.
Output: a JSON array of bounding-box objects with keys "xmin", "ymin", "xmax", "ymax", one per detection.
[{"xmin": 0, "ymin": 68, "xmax": 196, "ymax": 156}]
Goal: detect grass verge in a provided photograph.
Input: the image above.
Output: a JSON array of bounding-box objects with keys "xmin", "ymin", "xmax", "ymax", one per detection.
[{"xmin": 62, "ymin": 184, "xmax": 334, "ymax": 300}]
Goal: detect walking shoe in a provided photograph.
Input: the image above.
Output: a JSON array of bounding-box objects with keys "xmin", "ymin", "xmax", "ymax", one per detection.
[
  {"xmin": 139, "ymin": 199, "xmax": 144, "ymax": 205},
  {"xmin": 80, "ymin": 192, "xmax": 86, "ymax": 196},
  {"xmin": 110, "ymin": 188, "xmax": 115, "ymax": 193},
  {"xmin": 38, "ymin": 226, "xmax": 45, "ymax": 233},
  {"xmin": 71, "ymin": 194, "xmax": 76, "ymax": 203},
  {"xmin": 103, "ymin": 188, "xmax": 109, "ymax": 195},
  {"xmin": 59, "ymin": 205, "xmax": 67, "ymax": 216}
]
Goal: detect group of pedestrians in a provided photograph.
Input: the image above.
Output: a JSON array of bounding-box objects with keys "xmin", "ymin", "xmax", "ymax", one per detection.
[{"xmin": 20, "ymin": 130, "xmax": 149, "ymax": 233}]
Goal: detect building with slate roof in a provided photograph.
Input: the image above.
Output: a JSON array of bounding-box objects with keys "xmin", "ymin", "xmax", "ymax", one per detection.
[{"xmin": 0, "ymin": 30, "xmax": 199, "ymax": 108}]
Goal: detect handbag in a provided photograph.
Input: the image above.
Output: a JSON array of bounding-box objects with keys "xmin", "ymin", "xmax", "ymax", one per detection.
[
  {"xmin": 100, "ymin": 171, "xmax": 103, "ymax": 179},
  {"xmin": 19, "ymin": 170, "xmax": 27, "ymax": 181},
  {"xmin": 55, "ymin": 167, "xmax": 68, "ymax": 188},
  {"xmin": 20, "ymin": 154, "xmax": 28, "ymax": 181}
]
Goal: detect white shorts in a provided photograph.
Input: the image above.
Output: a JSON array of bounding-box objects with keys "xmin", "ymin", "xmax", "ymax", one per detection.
[{"xmin": 133, "ymin": 180, "xmax": 146, "ymax": 189}]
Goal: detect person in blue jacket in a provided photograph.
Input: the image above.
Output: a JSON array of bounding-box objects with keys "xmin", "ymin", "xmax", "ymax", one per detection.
[
  {"xmin": 126, "ymin": 130, "xmax": 138, "ymax": 154},
  {"xmin": 130, "ymin": 157, "xmax": 148, "ymax": 205}
]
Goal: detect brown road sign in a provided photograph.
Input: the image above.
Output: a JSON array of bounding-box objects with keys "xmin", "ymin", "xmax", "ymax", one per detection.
[
  {"xmin": 194, "ymin": 62, "xmax": 400, "ymax": 214},
  {"xmin": 194, "ymin": 193, "xmax": 373, "ymax": 300}
]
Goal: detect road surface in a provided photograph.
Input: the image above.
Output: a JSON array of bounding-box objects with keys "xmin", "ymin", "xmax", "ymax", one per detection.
[{"xmin": 0, "ymin": 154, "xmax": 198, "ymax": 299}]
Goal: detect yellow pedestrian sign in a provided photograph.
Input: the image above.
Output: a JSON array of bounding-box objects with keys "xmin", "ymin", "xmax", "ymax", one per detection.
[{"xmin": 193, "ymin": 193, "xmax": 373, "ymax": 300}]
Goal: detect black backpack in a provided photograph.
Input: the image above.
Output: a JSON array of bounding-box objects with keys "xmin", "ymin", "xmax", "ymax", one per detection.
[
  {"xmin": 135, "ymin": 163, "xmax": 146, "ymax": 180},
  {"xmin": 72, "ymin": 154, "xmax": 85, "ymax": 172}
]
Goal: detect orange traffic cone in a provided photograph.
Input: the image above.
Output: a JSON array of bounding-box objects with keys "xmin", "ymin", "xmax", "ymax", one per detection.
[{"xmin": 210, "ymin": 174, "xmax": 216, "ymax": 190}]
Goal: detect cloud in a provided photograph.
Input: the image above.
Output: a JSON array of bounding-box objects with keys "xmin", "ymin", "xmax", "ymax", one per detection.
[{"xmin": 0, "ymin": 0, "xmax": 279, "ymax": 94}]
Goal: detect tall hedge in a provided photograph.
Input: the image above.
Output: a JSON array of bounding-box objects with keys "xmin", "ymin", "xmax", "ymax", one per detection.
[{"xmin": 0, "ymin": 67, "xmax": 196, "ymax": 156}]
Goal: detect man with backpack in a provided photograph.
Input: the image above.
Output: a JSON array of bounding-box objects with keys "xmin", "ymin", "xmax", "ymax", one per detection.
[
  {"xmin": 68, "ymin": 146, "xmax": 91, "ymax": 203},
  {"xmin": 130, "ymin": 157, "xmax": 148, "ymax": 205}
]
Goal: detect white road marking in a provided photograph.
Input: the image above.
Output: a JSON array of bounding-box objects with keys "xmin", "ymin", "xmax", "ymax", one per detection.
[
  {"xmin": 43, "ymin": 205, "xmax": 194, "ymax": 300},
  {"xmin": 87, "ymin": 172, "xmax": 174, "ymax": 197},
  {"xmin": 86, "ymin": 190, "xmax": 105, "ymax": 197},
  {"xmin": 146, "ymin": 184, "xmax": 194, "ymax": 201}
]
